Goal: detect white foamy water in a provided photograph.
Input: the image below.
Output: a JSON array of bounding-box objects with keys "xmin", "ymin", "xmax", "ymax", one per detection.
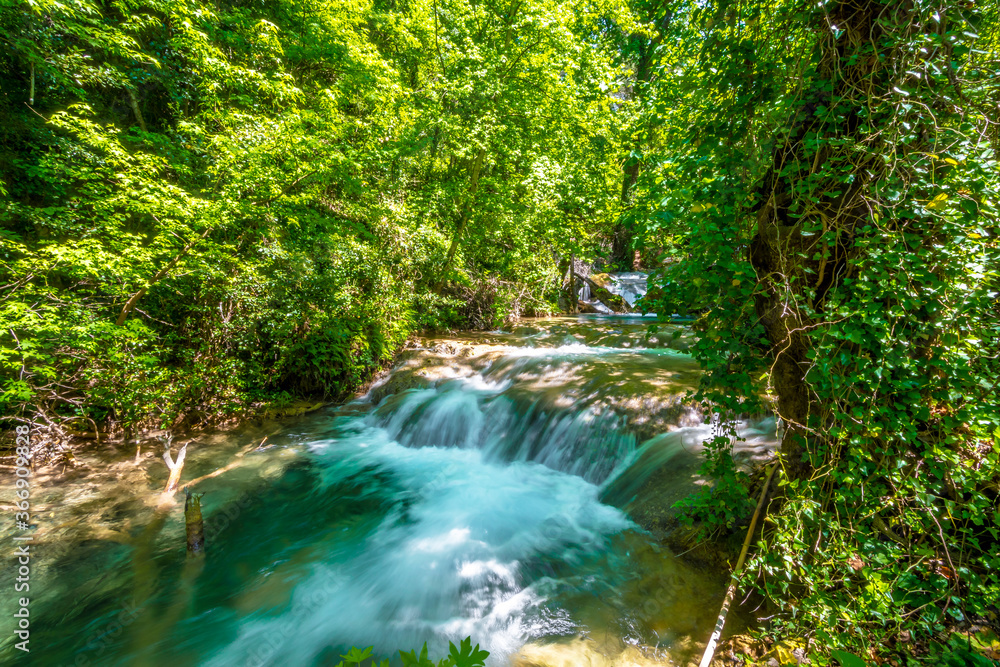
[
  {"xmin": 205, "ymin": 421, "xmax": 632, "ymax": 666},
  {"xmin": 13, "ymin": 316, "xmax": 773, "ymax": 667}
]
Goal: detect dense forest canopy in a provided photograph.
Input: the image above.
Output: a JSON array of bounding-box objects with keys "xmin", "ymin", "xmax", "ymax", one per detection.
[
  {"xmin": 0, "ymin": 0, "xmax": 639, "ymax": 433},
  {"xmin": 2, "ymin": 0, "xmax": 998, "ymax": 663}
]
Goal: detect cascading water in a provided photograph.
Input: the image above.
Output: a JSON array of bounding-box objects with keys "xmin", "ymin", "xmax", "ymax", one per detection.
[
  {"xmin": 604, "ymin": 272, "xmax": 648, "ymax": 307},
  {"xmin": 1, "ymin": 316, "xmax": 777, "ymax": 666},
  {"xmin": 574, "ymin": 272, "xmax": 648, "ymax": 311}
]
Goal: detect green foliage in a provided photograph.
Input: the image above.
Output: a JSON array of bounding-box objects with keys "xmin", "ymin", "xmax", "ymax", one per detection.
[
  {"xmin": 333, "ymin": 638, "xmax": 488, "ymax": 667},
  {"xmin": 399, "ymin": 638, "xmax": 489, "ymax": 667},
  {"xmin": 636, "ymin": 0, "xmax": 1000, "ymax": 661},
  {"xmin": 826, "ymin": 636, "xmax": 998, "ymax": 667},
  {"xmin": 336, "ymin": 645, "xmax": 381, "ymax": 667},
  {"xmin": 924, "ymin": 635, "xmax": 1000, "ymax": 667},
  {"xmin": 673, "ymin": 434, "xmax": 753, "ymax": 532},
  {"xmin": 0, "ymin": 0, "xmax": 632, "ymax": 439},
  {"xmin": 830, "ymin": 650, "xmax": 865, "ymax": 667}
]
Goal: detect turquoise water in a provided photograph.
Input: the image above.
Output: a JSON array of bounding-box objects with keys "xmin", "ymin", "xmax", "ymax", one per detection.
[{"xmin": 2, "ymin": 316, "xmax": 775, "ymax": 666}]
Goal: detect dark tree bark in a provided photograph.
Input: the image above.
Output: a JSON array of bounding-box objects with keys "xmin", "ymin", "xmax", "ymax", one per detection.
[
  {"xmin": 611, "ymin": 37, "xmax": 653, "ymax": 272},
  {"xmin": 748, "ymin": 0, "xmax": 893, "ymax": 477},
  {"xmin": 611, "ymin": 158, "xmax": 642, "ymax": 270}
]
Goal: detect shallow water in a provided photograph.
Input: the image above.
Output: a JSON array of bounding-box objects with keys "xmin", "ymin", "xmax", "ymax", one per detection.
[{"xmin": 1, "ymin": 315, "xmax": 777, "ymax": 666}]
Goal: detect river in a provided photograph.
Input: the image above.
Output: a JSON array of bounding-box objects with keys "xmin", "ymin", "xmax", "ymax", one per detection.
[{"xmin": 1, "ymin": 315, "xmax": 778, "ymax": 666}]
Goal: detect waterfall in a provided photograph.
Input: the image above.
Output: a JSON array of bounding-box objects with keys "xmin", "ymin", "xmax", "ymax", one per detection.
[{"xmin": 21, "ymin": 316, "xmax": 777, "ymax": 667}]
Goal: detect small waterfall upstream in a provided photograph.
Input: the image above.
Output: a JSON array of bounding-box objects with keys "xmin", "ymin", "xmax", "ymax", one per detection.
[
  {"xmin": 605, "ymin": 272, "xmax": 648, "ymax": 307},
  {"xmin": 576, "ymin": 271, "xmax": 649, "ymax": 312},
  {"xmin": 1, "ymin": 316, "xmax": 777, "ymax": 666}
]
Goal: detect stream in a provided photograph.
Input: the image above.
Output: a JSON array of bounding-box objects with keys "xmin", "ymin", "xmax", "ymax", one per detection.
[{"xmin": 1, "ymin": 315, "xmax": 778, "ymax": 666}]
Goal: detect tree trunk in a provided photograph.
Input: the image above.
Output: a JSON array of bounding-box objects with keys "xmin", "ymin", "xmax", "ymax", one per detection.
[
  {"xmin": 435, "ymin": 147, "xmax": 486, "ymax": 289},
  {"xmin": 127, "ymin": 87, "xmax": 147, "ymax": 132},
  {"xmin": 748, "ymin": 0, "xmax": 890, "ymax": 477},
  {"xmin": 569, "ymin": 256, "xmax": 578, "ymax": 313},
  {"xmin": 611, "ymin": 159, "xmax": 641, "ymax": 270},
  {"xmin": 611, "ymin": 14, "xmax": 668, "ymax": 271}
]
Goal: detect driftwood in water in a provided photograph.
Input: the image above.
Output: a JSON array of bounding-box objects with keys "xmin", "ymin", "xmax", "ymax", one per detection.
[
  {"xmin": 572, "ymin": 272, "xmax": 631, "ymax": 313},
  {"xmin": 162, "ymin": 441, "xmax": 188, "ymax": 494},
  {"xmin": 185, "ymin": 490, "xmax": 205, "ymax": 556},
  {"xmin": 180, "ymin": 437, "xmax": 267, "ymax": 490},
  {"xmin": 121, "ymin": 436, "xmax": 278, "ymax": 662}
]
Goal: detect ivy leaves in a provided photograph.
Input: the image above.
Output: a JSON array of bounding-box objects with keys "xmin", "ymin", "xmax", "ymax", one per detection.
[{"xmin": 636, "ymin": 0, "xmax": 1000, "ymax": 662}]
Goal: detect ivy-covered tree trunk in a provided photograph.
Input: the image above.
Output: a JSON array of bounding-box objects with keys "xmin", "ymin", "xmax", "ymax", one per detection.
[
  {"xmin": 748, "ymin": 0, "xmax": 891, "ymax": 476},
  {"xmin": 622, "ymin": 0, "xmax": 999, "ymax": 650}
]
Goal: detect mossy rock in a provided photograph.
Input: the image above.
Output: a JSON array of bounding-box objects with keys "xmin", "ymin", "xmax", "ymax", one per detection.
[
  {"xmin": 592, "ymin": 285, "xmax": 630, "ymax": 313},
  {"xmin": 589, "ymin": 272, "xmax": 614, "ymax": 288}
]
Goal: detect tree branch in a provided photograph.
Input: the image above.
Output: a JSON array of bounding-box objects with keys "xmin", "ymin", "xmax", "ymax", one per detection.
[
  {"xmin": 127, "ymin": 87, "xmax": 147, "ymax": 132},
  {"xmin": 253, "ymin": 169, "xmax": 318, "ymax": 206},
  {"xmin": 115, "ymin": 227, "xmax": 211, "ymax": 327}
]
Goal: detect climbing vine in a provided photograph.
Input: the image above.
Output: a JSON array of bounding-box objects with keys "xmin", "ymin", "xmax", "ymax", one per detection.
[{"xmin": 640, "ymin": 0, "xmax": 1000, "ymax": 660}]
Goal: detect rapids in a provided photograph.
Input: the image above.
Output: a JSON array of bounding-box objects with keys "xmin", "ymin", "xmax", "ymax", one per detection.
[{"xmin": 0, "ymin": 315, "xmax": 777, "ymax": 666}]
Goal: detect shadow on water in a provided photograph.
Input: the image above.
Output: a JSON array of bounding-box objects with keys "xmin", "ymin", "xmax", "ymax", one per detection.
[{"xmin": 0, "ymin": 315, "xmax": 776, "ymax": 666}]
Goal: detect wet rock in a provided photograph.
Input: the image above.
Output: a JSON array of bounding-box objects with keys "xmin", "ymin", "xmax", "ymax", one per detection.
[
  {"xmin": 367, "ymin": 367, "xmax": 435, "ymax": 404},
  {"xmin": 261, "ymin": 400, "xmax": 326, "ymax": 419},
  {"xmin": 573, "ymin": 273, "xmax": 632, "ymax": 313},
  {"xmin": 714, "ymin": 634, "xmax": 769, "ymax": 666},
  {"xmin": 431, "ymin": 342, "xmax": 459, "ymax": 355},
  {"xmin": 591, "ymin": 285, "xmax": 630, "ymax": 312}
]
